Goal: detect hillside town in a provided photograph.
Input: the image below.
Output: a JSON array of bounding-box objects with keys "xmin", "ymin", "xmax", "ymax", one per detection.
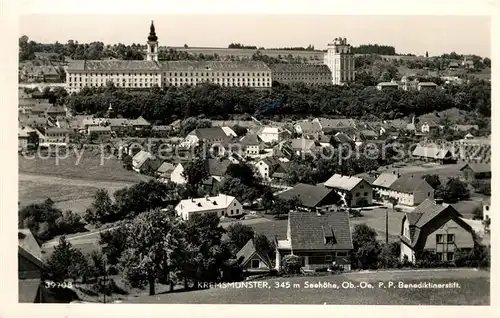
[{"xmin": 17, "ymin": 20, "xmax": 491, "ymax": 305}]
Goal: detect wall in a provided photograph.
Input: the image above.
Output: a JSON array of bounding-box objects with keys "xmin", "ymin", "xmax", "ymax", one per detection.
[
  {"xmin": 400, "ymin": 242, "xmax": 415, "ymax": 263},
  {"xmin": 350, "ymin": 180, "xmax": 373, "ymax": 207},
  {"xmin": 18, "ymin": 254, "xmax": 42, "ymax": 279},
  {"xmin": 422, "ymin": 218, "xmax": 475, "ymax": 253},
  {"xmin": 242, "ymin": 254, "xmax": 270, "ymax": 271},
  {"xmin": 170, "ymin": 164, "xmax": 187, "ymax": 184}
]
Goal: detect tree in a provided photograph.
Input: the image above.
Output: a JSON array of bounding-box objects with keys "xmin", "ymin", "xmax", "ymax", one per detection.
[
  {"xmin": 352, "ymin": 224, "xmax": 381, "ymax": 269},
  {"xmin": 281, "ymin": 254, "xmax": 301, "ymax": 275},
  {"xmin": 440, "ymin": 178, "xmax": 470, "ymax": 203},
  {"xmin": 231, "ymin": 125, "xmax": 248, "ymax": 136},
  {"xmin": 183, "ymin": 213, "xmax": 231, "ymax": 287},
  {"xmin": 27, "ymin": 131, "xmax": 40, "ymax": 151},
  {"xmin": 183, "ymin": 158, "xmax": 209, "ymax": 196},
  {"xmin": 378, "ymin": 241, "xmax": 401, "ymax": 269},
  {"xmin": 45, "ymin": 236, "xmax": 88, "ymax": 282},
  {"xmin": 254, "ymin": 233, "xmax": 275, "ymax": 260},
  {"xmin": 226, "ymin": 223, "xmax": 255, "ymax": 253},
  {"xmin": 84, "ymin": 189, "xmax": 114, "ymax": 225},
  {"xmin": 225, "ymin": 163, "xmax": 258, "ymax": 186},
  {"xmin": 271, "ymin": 196, "xmax": 301, "ymax": 218},
  {"xmin": 423, "ymin": 174, "xmax": 441, "ymax": 190},
  {"xmin": 119, "ymin": 209, "xmax": 186, "ymax": 296},
  {"xmin": 425, "ymin": 51, "xmax": 429, "ymax": 58}
]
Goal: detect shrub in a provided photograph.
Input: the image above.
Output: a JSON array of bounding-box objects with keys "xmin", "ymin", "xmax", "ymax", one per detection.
[{"xmin": 281, "ymin": 255, "xmax": 302, "ymax": 275}]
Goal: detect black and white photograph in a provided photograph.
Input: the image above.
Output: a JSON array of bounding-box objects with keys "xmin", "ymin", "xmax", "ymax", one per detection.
[{"xmin": 1, "ymin": 0, "xmax": 496, "ymax": 315}]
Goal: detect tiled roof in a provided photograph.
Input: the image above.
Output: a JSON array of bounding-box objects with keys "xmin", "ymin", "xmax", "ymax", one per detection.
[
  {"xmin": 413, "ymin": 199, "xmax": 451, "ymax": 228},
  {"xmin": 20, "ymin": 116, "xmax": 47, "ymax": 127},
  {"xmin": 158, "ymin": 60, "xmax": 271, "ymax": 72},
  {"xmin": 418, "ymin": 82, "xmax": 438, "ymax": 86},
  {"xmin": 45, "ymin": 127, "xmax": 69, "ymax": 134},
  {"xmin": 360, "ymin": 129, "xmax": 377, "ymax": 137},
  {"xmin": 207, "ymin": 158, "xmax": 232, "ymax": 176},
  {"xmin": 236, "ymin": 238, "xmax": 272, "ymax": 268},
  {"xmin": 176, "ymin": 194, "xmax": 236, "ymax": 213},
  {"xmin": 132, "ymin": 150, "xmax": 155, "ymax": 169},
  {"xmin": 389, "ymin": 175, "xmax": 433, "ymax": 193},
  {"xmin": 289, "ymin": 138, "xmax": 317, "ymax": 151},
  {"xmin": 372, "ymin": 172, "xmax": 398, "ymax": 188},
  {"xmin": 18, "ymin": 229, "xmax": 43, "ymax": 265},
  {"xmin": 131, "ymin": 116, "xmax": 150, "ymax": 126},
  {"xmin": 412, "ymin": 145, "xmax": 453, "ymax": 159},
  {"xmin": 191, "ymin": 127, "xmax": 230, "ymax": 140},
  {"xmin": 268, "ymin": 63, "xmax": 331, "ymax": 73},
  {"xmin": 334, "ymin": 132, "xmax": 353, "ymax": 144},
  {"xmin": 88, "ymin": 126, "xmax": 111, "ymax": 132},
  {"xmin": 277, "ymin": 183, "xmax": 340, "ymax": 208},
  {"xmin": 108, "ymin": 118, "xmax": 131, "ymax": 126},
  {"xmin": 296, "ymin": 121, "xmax": 322, "ymax": 133},
  {"xmin": 18, "ymin": 279, "xmax": 42, "ymax": 303},
  {"xmin": 240, "ymin": 134, "xmax": 261, "ymax": 146},
  {"xmin": 460, "ymin": 163, "xmax": 491, "ymax": 174},
  {"xmin": 19, "ymin": 126, "xmax": 36, "ymax": 138},
  {"xmin": 378, "ymin": 82, "xmax": 399, "ymax": 86},
  {"xmin": 67, "ymin": 60, "xmax": 161, "ymax": 71},
  {"xmin": 261, "ymin": 156, "xmax": 281, "ymax": 168},
  {"xmin": 288, "ymin": 212, "xmax": 353, "ymax": 250},
  {"xmin": 324, "ymin": 174, "xmax": 364, "ymax": 191},
  {"xmin": 156, "ymin": 161, "xmax": 175, "ymax": 174},
  {"xmin": 455, "ymin": 124, "xmax": 479, "ymax": 131},
  {"xmin": 317, "ymin": 118, "xmax": 356, "ymax": 130}
]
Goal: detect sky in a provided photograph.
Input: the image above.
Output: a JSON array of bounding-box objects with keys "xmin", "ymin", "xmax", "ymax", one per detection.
[{"xmin": 19, "ymin": 15, "xmax": 491, "ymax": 57}]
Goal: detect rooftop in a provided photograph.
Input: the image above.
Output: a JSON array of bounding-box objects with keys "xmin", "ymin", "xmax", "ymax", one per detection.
[
  {"xmin": 323, "ymin": 174, "xmax": 364, "ymax": 191},
  {"xmin": 176, "ymin": 194, "xmax": 236, "ymax": 213},
  {"xmin": 277, "ymin": 183, "xmax": 340, "ymax": 208}
]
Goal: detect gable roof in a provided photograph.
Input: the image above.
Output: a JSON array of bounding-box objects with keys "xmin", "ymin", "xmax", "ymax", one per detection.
[
  {"xmin": 207, "ymin": 158, "xmax": 232, "ymax": 176},
  {"xmin": 132, "ymin": 150, "xmax": 155, "ymax": 169},
  {"xmin": 389, "ymin": 175, "xmax": 433, "ymax": 193},
  {"xmin": 360, "ymin": 129, "xmax": 378, "ymax": 137},
  {"xmin": 296, "ymin": 121, "xmax": 322, "ymax": 133},
  {"xmin": 176, "ymin": 194, "xmax": 236, "ymax": 213},
  {"xmin": 412, "ymin": 145, "xmax": 453, "ymax": 159},
  {"xmin": 277, "ymin": 183, "xmax": 340, "ymax": 208},
  {"xmin": 157, "ymin": 162, "xmax": 176, "ymax": 174},
  {"xmin": 333, "ymin": 132, "xmax": 353, "ymax": 144},
  {"xmin": 460, "ymin": 163, "xmax": 491, "ymax": 174},
  {"xmin": 190, "ymin": 127, "xmax": 230, "ymax": 140},
  {"xmin": 372, "ymin": 172, "xmax": 399, "ymax": 188},
  {"xmin": 323, "ymin": 174, "xmax": 364, "ymax": 191},
  {"xmin": 18, "ymin": 229, "xmax": 43, "ymax": 269},
  {"xmin": 289, "ymin": 212, "xmax": 353, "ymax": 250},
  {"xmin": 317, "ymin": 118, "xmax": 357, "ymax": 130},
  {"xmin": 240, "ymin": 134, "xmax": 261, "ymax": 146},
  {"xmin": 131, "ymin": 116, "xmax": 150, "ymax": 126},
  {"xmin": 236, "ymin": 239, "xmax": 272, "ymax": 268}
]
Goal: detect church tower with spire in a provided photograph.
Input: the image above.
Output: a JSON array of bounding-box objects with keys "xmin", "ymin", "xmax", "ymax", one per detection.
[{"xmin": 146, "ymin": 21, "xmax": 159, "ymax": 61}]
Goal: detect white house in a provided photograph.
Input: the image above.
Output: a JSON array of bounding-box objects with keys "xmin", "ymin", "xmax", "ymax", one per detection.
[
  {"xmin": 323, "ymin": 174, "xmax": 373, "ymax": 207},
  {"xmin": 239, "ymin": 134, "xmax": 262, "ymax": 156},
  {"xmin": 374, "ymin": 173, "xmax": 435, "ymax": 206},
  {"xmin": 175, "ymin": 194, "xmax": 243, "ymax": 220},
  {"xmin": 254, "ymin": 157, "xmax": 283, "ymax": 182},
  {"xmin": 170, "ymin": 163, "xmax": 187, "ymax": 185},
  {"xmin": 257, "ymin": 126, "xmax": 280, "ymax": 144},
  {"xmin": 132, "ymin": 150, "xmax": 155, "ymax": 173}
]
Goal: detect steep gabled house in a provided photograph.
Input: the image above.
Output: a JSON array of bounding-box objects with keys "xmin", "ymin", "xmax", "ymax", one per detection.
[
  {"xmin": 460, "ymin": 163, "xmax": 491, "ymax": 180},
  {"xmin": 399, "ymin": 199, "xmax": 475, "ymax": 263},
  {"xmin": 412, "ymin": 145, "xmax": 456, "ymax": 164},
  {"xmin": 275, "ymin": 211, "xmax": 354, "ymax": 271},
  {"xmin": 18, "ymin": 229, "xmax": 46, "ymax": 303},
  {"xmin": 130, "ymin": 116, "xmax": 151, "ymax": 130},
  {"xmin": 276, "ymin": 183, "xmax": 341, "ymax": 213},
  {"xmin": 323, "ymin": 174, "xmax": 373, "ymax": 207},
  {"xmin": 384, "ymin": 174, "xmax": 435, "ymax": 206},
  {"xmin": 132, "ymin": 150, "xmax": 155, "ymax": 173},
  {"xmin": 371, "ymin": 171, "xmax": 399, "ymax": 200},
  {"xmin": 236, "ymin": 238, "xmax": 273, "ymax": 274},
  {"xmin": 255, "ymin": 157, "xmax": 289, "ymax": 182}
]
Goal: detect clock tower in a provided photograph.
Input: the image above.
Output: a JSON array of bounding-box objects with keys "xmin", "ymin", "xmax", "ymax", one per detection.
[{"xmin": 146, "ymin": 21, "xmax": 159, "ymax": 61}]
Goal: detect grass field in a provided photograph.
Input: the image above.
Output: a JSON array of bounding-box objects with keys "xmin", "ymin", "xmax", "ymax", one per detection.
[
  {"xmin": 124, "ymin": 268, "xmax": 490, "ymax": 305},
  {"xmin": 18, "ymin": 152, "xmax": 151, "ymax": 183}
]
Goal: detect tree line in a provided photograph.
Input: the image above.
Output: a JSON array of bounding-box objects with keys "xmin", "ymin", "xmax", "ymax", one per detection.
[
  {"xmin": 66, "ymin": 79, "xmax": 491, "ymax": 123},
  {"xmin": 352, "ymin": 44, "xmax": 397, "ymax": 55}
]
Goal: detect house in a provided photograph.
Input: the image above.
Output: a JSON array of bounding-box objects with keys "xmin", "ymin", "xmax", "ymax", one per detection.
[
  {"xmin": 18, "ymin": 229, "xmax": 46, "ymax": 303},
  {"xmin": 30, "ymin": 101, "xmax": 52, "ymax": 117},
  {"xmin": 40, "ymin": 127, "xmax": 70, "ymax": 146},
  {"xmin": 359, "ymin": 129, "xmax": 378, "ymax": 141},
  {"xmin": 239, "ymin": 134, "xmax": 263, "ymax": 156},
  {"xmin": 376, "ymin": 81, "xmax": 399, "ymax": 91},
  {"xmin": 175, "ymin": 194, "xmax": 243, "ymax": 220},
  {"xmin": 278, "ymin": 138, "xmax": 319, "ymax": 157},
  {"xmin": 168, "ymin": 119, "xmax": 181, "ymax": 132},
  {"xmin": 448, "ymin": 62, "xmax": 460, "ymax": 69},
  {"xmin": 170, "ymin": 163, "xmax": 187, "ymax": 184},
  {"xmin": 417, "ymin": 82, "xmax": 438, "ymax": 91},
  {"xmin": 81, "ymin": 117, "xmax": 107, "ymax": 130},
  {"xmin": 18, "ymin": 126, "xmax": 36, "ymax": 151},
  {"xmin": 453, "ymin": 124, "xmax": 479, "ymax": 132},
  {"xmin": 45, "ymin": 105, "xmax": 67, "ymax": 118},
  {"xmin": 294, "ymin": 120, "xmax": 323, "ymax": 137},
  {"xmin": 170, "ymin": 158, "xmax": 233, "ymax": 185},
  {"xmin": 420, "ymin": 120, "xmax": 440, "ymax": 134},
  {"xmin": 236, "ymin": 239, "xmax": 272, "ymax": 274},
  {"xmin": 371, "ymin": 171, "xmax": 399, "ymax": 199},
  {"xmin": 313, "ymin": 117, "xmax": 357, "ymax": 134},
  {"xmin": 275, "ymin": 211, "xmax": 353, "ymax": 271},
  {"xmin": 88, "ymin": 125, "xmax": 112, "ymax": 137},
  {"xmin": 462, "ymin": 56, "xmax": 475, "ymax": 69},
  {"xmin": 255, "ymin": 157, "xmax": 289, "ymax": 182},
  {"xmin": 276, "ymin": 183, "xmax": 341, "ymax": 212},
  {"xmin": 269, "ymin": 160, "xmax": 291, "ymax": 183},
  {"xmin": 323, "ymin": 174, "xmax": 373, "ymax": 207},
  {"xmin": 156, "ymin": 162, "xmax": 176, "ymax": 182},
  {"xmin": 256, "ymin": 126, "xmax": 280, "ymax": 144},
  {"xmin": 132, "ymin": 150, "xmax": 155, "ymax": 173},
  {"xmin": 130, "ymin": 116, "xmax": 151, "ymax": 130},
  {"xmin": 399, "ymin": 199, "xmax": 475, "ymax": 263},
  {"xmin": 383, "ymin": 174, "xmax": 435, "ymax": 206},
  {"xmin": 412, "ymin": 145, "xmax": 456, "ymax": 164},
  {"xmin": 460, "ymin": 163, "xmax": 491, "ymax": 180},
  {"xmin": 108, "ymin": 118, "xmax": 133, "ymax": 135},
  {"xmin": 332, "ymin": 132, "xmax": 354, "ymax": 145},
  {"xmin": 184, "ymin": 127, "xmax": 237, "ymax": 147},
  {"xmin": 151, "ymin": 125, "xmax": 171, "ymax": 137}
]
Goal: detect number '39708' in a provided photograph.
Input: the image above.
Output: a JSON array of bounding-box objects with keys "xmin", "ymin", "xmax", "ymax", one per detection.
[{"xmin": 44, "ymin": 281, "xmax": 73, "ymax": 288}]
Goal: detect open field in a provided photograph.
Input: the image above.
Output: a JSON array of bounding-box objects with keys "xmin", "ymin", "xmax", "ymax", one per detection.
[
  {"xmin": 124, "ymin": 268, "xmax": 490, "ymax": 304},
  {"xmin": 19, "ymin": 173, "xmax": 137, "ymax": 216},
  {"xmin": 18, "ymin": 152, "xmax": 151, "ymax": 183}
]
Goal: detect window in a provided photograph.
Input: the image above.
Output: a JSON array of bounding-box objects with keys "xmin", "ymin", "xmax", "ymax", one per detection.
[
  {"xmin": 447, "ymin": 234, "xmax": 455, "ymax": 243},
  {"xmin": 486, "ymin": 206, "xmax": 490, "ymax": 211},
  {"xmin": 325, "ymin": 255, "xmax": 332, "ymax": 262},
  {"xmin": 336, "ymin": 251, "xmax": 348, "ymax": 257},
  {"xmin": 364, "ymin": 192, "xmax": 368, "ymax": 196},
  {"xmin": 436, "ymin": 234, "xmax": 444, "ymax": 243},
  {"xmin": 230, "ymin": 210, "xmax": 233, "ymax": 215},
  {"xmin": 446, "ymin": 252, "xmax": 454, "ymax": 261},
  {"xmin": 234, "ymin": 203, "xmax": 236, "ymax": 206},
  {"xmin": 355, "ymin": 193, "xmax": 360, "ymax": 197},
  {"xmin": 251, "ymin": 259, "xmax": 260, "ymax": 268},
  {"xmin": 236, "ymin": 209, "xmax": 239, "ymax": 214},
  {"xmin": 436, "ymin": 252, "xmax": 443, "ymax": 261},
  {"xmin": 428, "ymin": 192, "xmax": 430, "ymax": 196}
]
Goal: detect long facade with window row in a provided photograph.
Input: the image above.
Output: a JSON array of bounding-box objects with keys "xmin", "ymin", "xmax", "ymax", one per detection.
[{"xmin": 65, "ymin": 21, "xmax": 356, "ymax": 93}]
